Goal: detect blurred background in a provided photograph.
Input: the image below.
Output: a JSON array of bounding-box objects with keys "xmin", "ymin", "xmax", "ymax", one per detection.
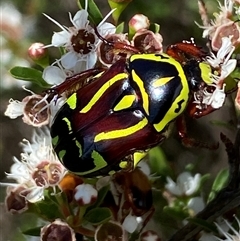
[{"xmin": 1, "ymin": 0, "xmax": 237, "ymax": 240}]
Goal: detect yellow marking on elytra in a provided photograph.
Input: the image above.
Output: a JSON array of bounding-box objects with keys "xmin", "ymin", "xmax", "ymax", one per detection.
[
  {"xmin": 94, "ymin": 117, "xmax": 148, "ymax": 142},
  {"xmin": 113, "ymin": 94, "xmax": 136, "ymax": 112},
  {"xmin": 119, "ymin": 160, "xmax": 128, "ymax": 169},
  {"xmin": 152, "ymin": 76, "xmax": 175, "ymax": 88},
  {"xmin": 67, "ymin": 93, "xmax": 77, "ymax": 110},
  {"xmin": 75, "ymin": 150, "xmax": 107, "ymax": 176},
  {"xmin": 108, "ymin": 170, "xmax": 115, "ymax": 175},
  {"xmin": 75, "ymin": 140, "xmax": 82, "ymax": 157},
  {"xmin": 62, "ymin": 117, "xmax": 72, "ymax": 132},
  {"xmin": 52, "ymin": 136, "xmax": 59, "ymax": 146},
  {"xmin": 58, "ymin": 150, "xmax": 66, "ymax": 160},
  {"xmin": 132, "ymin": 70, "xmax": 149, "ymax": 115},
  {"xmin": 80, "ymin": 73, "xmax": 128, "ymax": 113}
]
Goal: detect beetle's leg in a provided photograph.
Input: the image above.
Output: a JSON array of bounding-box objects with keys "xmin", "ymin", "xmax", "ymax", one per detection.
[
  {"xmin": 166, "ymin": 42, "xmax": 207, "ymax": 63},
  {"xmin": 45, "ymin": 67, "xmax": 105, "ymax": 97},
  {"xmin": 176, "ymin": 115, "xmax": 219, "ymax": 149},
  {"xmin": 187, "ymin": 101, "xmax": 216, "ymax": 119}
]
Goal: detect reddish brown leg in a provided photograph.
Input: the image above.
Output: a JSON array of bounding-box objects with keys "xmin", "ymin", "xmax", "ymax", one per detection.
[
  {"xmin": 187, "ymin": 101, "xmax": 216, "ymax": 119},
  {"xmin": 45, "ymin": 67, "xmax": 105, "ymax": 97},
  {"xmin": 176, "ymin": 115, "xmax": 219, "ymax": 149},
  {"xmin": 166, "ymin": 42, "xmax": 207, "ymax": 62}
]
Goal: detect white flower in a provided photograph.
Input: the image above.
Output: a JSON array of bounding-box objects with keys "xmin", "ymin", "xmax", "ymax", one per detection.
[
  {"xmin": 4, "ymin": 90, "xmax": 65, "ymax": 127},
  {"xmin": 165, "ymin": 172, "xmax": 201, "ymax": 196},
  {"xmin": 42, "ymin": 65, "xmax": 68, "ymax": 85},
  {"xmin": 6, "ymin": 128, "xmax": 66, "ymax": 203},
  {"xmin": 4, "ymin": 98, "xmax": 25, "ymax": 119},
  {"xmin": 215, "ymin": 216, "xmax": 240, "ymax": 241},
  {"xmin": 42, "ymin": 60, "xmax": 89, "ymax": 86},
  {"xmin": 187, "ymin": 196, "xmax": 205, "ymax": 214},
  {"xmin": 206, "ymin": 36, "xmax": 237, "ymax": 81},
  {"xmin": 122, "ymin": 213, "xmax": 139, "ymax": 233},
  {"xmin": 74, "ymin": 183, "xmax": 98, "ymax": 205},
  {"xmin": 199, "ymin": 84, "xmax": 226, "ymax": 109},
  {"xmin": 44, "ymin": 0, "xmax": 116, "ymax": 72}
]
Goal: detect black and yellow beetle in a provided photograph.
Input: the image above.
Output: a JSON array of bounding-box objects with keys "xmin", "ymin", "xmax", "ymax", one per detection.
[{"xmin": 49, "ymin": 37, "xmax": 217, "ymax": 177}]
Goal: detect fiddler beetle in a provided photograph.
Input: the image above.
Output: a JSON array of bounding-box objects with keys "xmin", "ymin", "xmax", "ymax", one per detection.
[{"xmin": 49, "ymin": 32, "xmax": 220, "ymax": 177}]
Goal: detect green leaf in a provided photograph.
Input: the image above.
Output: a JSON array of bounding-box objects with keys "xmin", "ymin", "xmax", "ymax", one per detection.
[
  {"xmin": 91, "ymin": 185, "xmax": 110, "ymax": 208},
  {"xmin": 108, "ymin": 0, "xmax": 130, "ymax": 24},
  {"xmin": 78, "ymin": 0, "xmax": 103, "ymax": 25},
  {"xmin": 84, "ymin": 207, "xmax": 112, "ymax": 225},
  {"xmin": 163, "ymin": 206, "xmax": 189, "ymax": 220},
  {"xmin": 187, "ymin": 217, "xmax": 217, "ymax": 233},
  {"xmin": 208, "ymin": 168, "xmax": 229, "ymax": 202},
  {"xmin": 116, "ymin": 22, "xmax": 125, "ymax": 33},
  {"xmin": 148, "ymin": 146, "xmax": 173, "ymax": 178},
  {"xmin": 22, "ymin": 226, "xmax": 42, "ymax": 236},
  {"xmin": 10, "ymin": 66, "xmax": 51, "ymax": 88},
  {"xmin": 149, "ymin": 23, "xmax": 160, "ymax": 33}
]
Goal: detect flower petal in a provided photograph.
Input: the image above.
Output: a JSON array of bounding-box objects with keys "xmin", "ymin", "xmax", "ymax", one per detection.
[
  {"xmin": 4, "ymin": 99, "xmax": 25, "ymax": 119},
  {"xmin": 51, "ymin": 30, "xmax": 70, "ymax": 47},
  {"xmin": 61, "ymin": 51, "xmax": 79, "ymax": 69},
  {"xmin": 86, "ymin": 51, "xmax": 97, "ymax": 69},
  {"xmin": 71, "ymin": 10, "xmax": 88, "ymax": 29},
  {"xmin": 42, "ymin": 66, "xmax": 66, "ymax": 85},
  {"xmin": 97, "ymin": 22, "xmax": 116, "ymax": 37}
]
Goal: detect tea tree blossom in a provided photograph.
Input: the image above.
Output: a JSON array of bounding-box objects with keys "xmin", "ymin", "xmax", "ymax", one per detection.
[
  {"xmin": 74, "ymin": 183, "xmax": 98, "ymax": 205},
  {"xmin": 44, "ymin": 1, "xmax": 116, "ymax": 72},
  {"xmin": 41, "ymin": 219, "xmax": 76, "ymax": 241},
  {"xmin": 4, "ymin": 91, "xmax": 65, "ymax": 127},
  {"xmin": 5, "ymin": 128, "xmax": 66, "ymax": 203},
  {"xmin": 165, "ymin": 172, "xmax": 201, "ymax": 196},
  {"xmin": 215, "ymin": 216, "xmax": 240, "ymax": 241}
]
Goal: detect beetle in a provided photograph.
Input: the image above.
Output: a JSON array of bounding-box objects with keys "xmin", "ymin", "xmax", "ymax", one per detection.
[{"xmin": 49, "ymin": 35, "xmax": 219, "ymax": 177}]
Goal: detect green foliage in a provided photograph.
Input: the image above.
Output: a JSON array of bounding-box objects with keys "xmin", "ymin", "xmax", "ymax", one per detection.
[
  {"xmin": 84, "ymin": 207, "xmax": 112, "ymax": 225},
  {"xmin": 78, "ymin": 0, "xmax": 103, "ymax": 25},
  {"xmin": 10, "ymin": 66, "xmax": 51, "ymax": 88},
  {"xmin": 208, "ymin": 168, "xmax": 229, "ymax": 202}
]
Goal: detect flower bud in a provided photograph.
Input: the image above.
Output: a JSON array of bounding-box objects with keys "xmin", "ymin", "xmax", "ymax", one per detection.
[
  {"xmin": 5, "ymin": 186, "xmax": 28, "ymax": 214},
  {"xmin": 95, "ymin": 221, "xmax": 124, "ymax": 241},
  {"xmin": 132, "ymin": 29, "xmax": 163, "ymax": 53},
  {"xmin": 74, "ymin": 183, "xmax": 98, "ymax": 205},
  {"xmin": 22, "ymin": 94, "xmax": 51, "ymax": 127},
  {"xmin": 129, "ymin": 14, "xmax": 150, "ymax": 33},
  {"xmin": 41, "ymin": 219, "xmax": 76, "ymax": 241},
  {"xmin": 28, "ymin": 43, "xmax": 49, "ymax": 67}
]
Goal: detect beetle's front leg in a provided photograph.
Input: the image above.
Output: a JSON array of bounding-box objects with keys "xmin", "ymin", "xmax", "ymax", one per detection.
[
  {"xmin": 187, "ymin": 101, "xmax": 216, "ymax": 119},
  {"xmin": 176, "ymin": 115, "xmax": 219, "ymax": 149},
  {"xmin": 45, "ymin": 67, "xmax": 106, "ymax": 97},
  {"xmin": 166, "ymin": 41, "xmax": 207, "ymax": 63}
]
